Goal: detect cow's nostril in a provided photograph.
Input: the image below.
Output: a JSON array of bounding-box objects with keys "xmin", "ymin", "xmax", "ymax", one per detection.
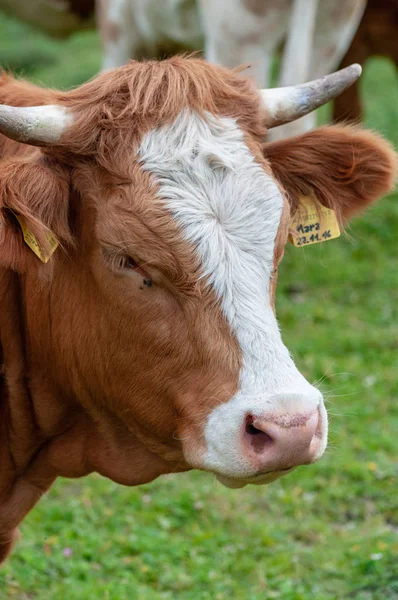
[{"xmin": 245, "ymin": 416, "xmax": 273, "ymax": 453}]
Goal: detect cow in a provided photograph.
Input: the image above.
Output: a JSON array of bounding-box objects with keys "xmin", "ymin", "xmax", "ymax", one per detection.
[
  {"xmin": 96, "ymin": 0, "xmax": 367, "ymax": 138},
  {"xmin": 0, "ymin": 0, "xmax": 94, "ymax": 38},
  {"xmin": 0, "ymin": 0, "xmax": 366, "ymax": 138},
  {"xmin": 0, "ymin": 56, "xmax": 396, "ymax": 564},
  {"xmin": 333, "ymin": 0, "xmax": 398, "ymax": 123}
]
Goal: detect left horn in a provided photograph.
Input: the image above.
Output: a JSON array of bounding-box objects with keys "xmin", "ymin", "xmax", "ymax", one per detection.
[
  {"xmin": 260, "ymin": 64, "xmax": 362, "ymax": 129},
  {"xmin": 0, "ymin": 104, "xmax": 72, "ymax": 145}
]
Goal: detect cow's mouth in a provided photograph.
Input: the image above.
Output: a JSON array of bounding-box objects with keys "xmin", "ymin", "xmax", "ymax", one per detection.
[{"xmin": 215, "ymin": 467, "xmax": 295, "ymax": 489}]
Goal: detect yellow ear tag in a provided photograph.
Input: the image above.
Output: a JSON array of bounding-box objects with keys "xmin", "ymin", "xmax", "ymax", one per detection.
[
  {"xmin": 14, "ymin": 214, "xmax": 59, "ymax": 264},
  {"xmin": 289, "ymin": 195, "xmax": 340, "ymax": 247}
]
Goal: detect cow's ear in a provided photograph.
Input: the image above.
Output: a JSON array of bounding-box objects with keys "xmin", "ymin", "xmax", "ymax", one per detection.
[
  {"xmin": 263, "ymin": 126, "xmax": 397, "ymax": 223},
  {"xmin": 0, "ymin": 154, "xmax": 71, "ymax": 272}
]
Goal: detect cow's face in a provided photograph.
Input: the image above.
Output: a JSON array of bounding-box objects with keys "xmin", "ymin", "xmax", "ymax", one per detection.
[
  {"xmin": 138, "ymin": 110, "xmax": 326, "ymax": 487},
  {"xmin": 0, "ymin": 59, "xmax": 395, "ymax": 488},
  {"xmin": 67, "ymin": 108, "xmax": 325, "ymax": 488}
]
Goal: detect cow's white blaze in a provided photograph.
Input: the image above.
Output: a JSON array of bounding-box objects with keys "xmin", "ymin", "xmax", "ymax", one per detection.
[{"xmin": 138, "ymin": 110, "xmax": 326, "ymax": 484}]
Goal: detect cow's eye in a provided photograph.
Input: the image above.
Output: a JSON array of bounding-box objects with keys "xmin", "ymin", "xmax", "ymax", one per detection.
[
  {"xmin": 110, "ymin": 252, "xmax": 153, "ymax": 287},
  {"xmin": 102, "ymin": 247, "xmax": 153, "ymax": 286},
  {"xmin": 115, "ymin": 254, "xmax": 139, "ymax": 271}
]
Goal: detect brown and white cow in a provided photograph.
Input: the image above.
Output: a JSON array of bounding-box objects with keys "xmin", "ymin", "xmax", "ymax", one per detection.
[{"xmin": 0, "ymin": 57, "xmax": 396, "ymax": 563}]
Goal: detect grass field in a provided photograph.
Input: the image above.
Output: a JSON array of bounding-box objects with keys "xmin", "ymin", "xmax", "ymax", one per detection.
[{"xmin": 0, "ymin": 12, "xmax": 397, "ymax": 600}]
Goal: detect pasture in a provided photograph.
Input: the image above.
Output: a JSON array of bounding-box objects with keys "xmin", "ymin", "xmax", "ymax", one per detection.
[{"xmin": 0, "ymin": 11, "xmax": 397, "ymax": 600}]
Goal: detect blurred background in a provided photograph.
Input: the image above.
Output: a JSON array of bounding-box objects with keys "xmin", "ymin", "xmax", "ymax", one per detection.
[{"xmin": 0, "ymin": 3, "xmax": 397, "ymax": 599}]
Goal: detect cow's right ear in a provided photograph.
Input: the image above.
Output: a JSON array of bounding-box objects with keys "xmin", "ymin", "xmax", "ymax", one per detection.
[
  {"xmin": 0, "ymin": 154, "xmax": 71, "ymax": 272},
  {"xmin": 263, "ymin": 126, "xmax": 397, "ymax": 224}
]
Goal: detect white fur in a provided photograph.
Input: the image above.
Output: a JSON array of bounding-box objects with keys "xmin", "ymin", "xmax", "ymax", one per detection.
[{"xmin": 138, "ymin": 110, "xmax": 326, "ymax": 482}]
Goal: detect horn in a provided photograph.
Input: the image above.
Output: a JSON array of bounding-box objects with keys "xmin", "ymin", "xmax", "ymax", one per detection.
[
  {"xmin": 260, "ymin": 64, "xmax": 362, "ymax": 128},
  {"xmin": 0, "ymin": 104, "xmax": 72, "ymax": 146}
]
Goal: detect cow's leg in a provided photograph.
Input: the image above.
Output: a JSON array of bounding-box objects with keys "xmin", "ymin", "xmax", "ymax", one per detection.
[
  {"xmin": 278, "ymin": 0, "xmax": 319, "ymax": 87},
  {"xmin": 332, "ymin": 31, "xmax": 367, "ymax": 123},
  {"xmin": 271, "ymin": 0, "xmax": 366, "ymax": 140},
  {"xmin": 310, "ymin": 0, "xmax": 366, "ymax": 79},
  {"xmin": 270, "ymin": 0, "xmax": 319, "ymax": 140},
  {"xmin": 311, "ymin": 0, "xmax": 366, "ymax": 125},
  {"xmin": 97, "ymin": 0, "xmax": 143, "ymax": 70},
  {"xmin": 198, "ymin": 0, "xmax": 290, "ymax": 88}
]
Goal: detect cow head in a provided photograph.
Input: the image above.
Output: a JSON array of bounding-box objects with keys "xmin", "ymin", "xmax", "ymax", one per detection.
[{"xmin": 0, "ymin": 58, "xmax": 396, "ymax": 490}]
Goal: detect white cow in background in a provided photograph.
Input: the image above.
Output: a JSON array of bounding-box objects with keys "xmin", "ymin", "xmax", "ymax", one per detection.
[
  {"xmin": 0, "ymin": 0, "xmax": 366, "ymax": 138},
  {"xmin": 97, "ymin": 0, "xmax": 366, "ymax": 138}
]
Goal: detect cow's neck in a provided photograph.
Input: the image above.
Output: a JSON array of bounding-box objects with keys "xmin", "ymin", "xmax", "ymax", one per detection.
[
  {"xmin": 0, "ymin": 268, "xmax": 42, "ymax": 493},
  {"xmin": 0, "ymin": 266, "xmax": 186, "ymax": 491},
  {"xmin": 0, "ymin": 266, "xmax": 86, "ymax": 556},
  {"xmin": 0, "ymin": 264, "xmax": 84, "ymax": 476}
]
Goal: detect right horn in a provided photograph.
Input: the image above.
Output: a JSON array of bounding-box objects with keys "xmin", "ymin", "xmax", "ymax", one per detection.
[{"xmin": 260, "ymin": 64, "xmax": 362, "ymax": 129}]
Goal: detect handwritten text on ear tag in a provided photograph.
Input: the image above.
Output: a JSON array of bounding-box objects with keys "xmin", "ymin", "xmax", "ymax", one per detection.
[
  {"xmin": 289, "ymin": 195, "xmax": 340, "ymax": 247},
  {"xmin": 15, "ymin": 214, "xmax": 59, "ymax": 263}
]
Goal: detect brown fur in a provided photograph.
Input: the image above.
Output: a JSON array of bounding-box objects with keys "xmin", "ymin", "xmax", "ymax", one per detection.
[
  {"xmin": 54, "ymin": 56, "xmax": 266, "ymax": 170},
  {"xmin": 0, "ymin": 57, "xmax": 396, "ymax": 564},
  {"xmin": 264, "ymin": 125, "xmax": 397, "ymax": 223}
]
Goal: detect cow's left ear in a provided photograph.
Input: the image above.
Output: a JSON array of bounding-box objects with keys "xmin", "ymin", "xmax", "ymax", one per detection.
[
  {"xmin": 0, "ymin": 153, "xmax": 71, "ymax": 272},
  {"xmin": 263, "ymin": 125, "xmax": 397, "ymax": 223}
]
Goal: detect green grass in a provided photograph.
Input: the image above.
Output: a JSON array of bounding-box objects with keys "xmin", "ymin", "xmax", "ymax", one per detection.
[{"xmin": 0, "ymin": 11, "xmax": 397, "ymax": 600}]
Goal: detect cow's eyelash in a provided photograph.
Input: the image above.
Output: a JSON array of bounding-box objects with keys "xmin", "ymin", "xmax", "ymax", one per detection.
[
  {"xmin": 103, "ymin": 248, "xmax": 138, "ymax": 271},
  {"xmin": 105, "ymin": 250, "xmax": 153, "ymax": 287},
  {"xmin": 113, "ymin": 254, "xmax": 139, "ymax": 271}
]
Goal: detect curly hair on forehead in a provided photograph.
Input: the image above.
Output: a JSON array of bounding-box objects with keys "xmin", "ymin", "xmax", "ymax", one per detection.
[{"xmin": 52, "ymin": 55, "xmax": 266, "ymax": 172}]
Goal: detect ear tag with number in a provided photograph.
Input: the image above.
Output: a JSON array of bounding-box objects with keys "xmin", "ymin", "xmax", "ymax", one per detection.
[
  {"xmin": 14, "ymin": 214, "xmax": 59, "ymax": 263},
  {"xmin": 289, "ymin": 195, "xmax": 340, "ymax": 247}
]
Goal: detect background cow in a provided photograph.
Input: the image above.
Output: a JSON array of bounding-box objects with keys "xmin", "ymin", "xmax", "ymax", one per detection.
[
  {"xmin": 0, "ymin": 56, "xmax": 396, "ymax": 564},
  {"xmin": 3, "ymin": 1, "xmax": 396, "ymax": 129},
  {"xmin": 97, "ymin": 0, "xmax": 366, "ymax": 138},
  {"xmin": 0, "ymin": 0, "xmax": 366, "ymax": 137},
  {"xmin": 0, "ymin": 0, "xmax": 94, "ymax": 38}
]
